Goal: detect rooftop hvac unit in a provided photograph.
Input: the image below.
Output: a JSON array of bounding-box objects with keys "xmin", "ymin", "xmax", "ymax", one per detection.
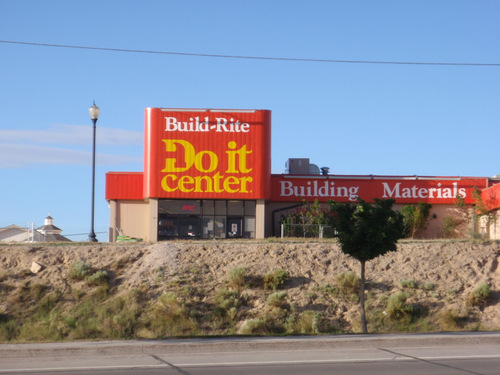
[
  {"xmin": 309, "ymin": 164, "xmax": 320, "ymax": 174},
  {"xmin": 285, "ymin": 158, "xmax": 310, "ymax": 175}
]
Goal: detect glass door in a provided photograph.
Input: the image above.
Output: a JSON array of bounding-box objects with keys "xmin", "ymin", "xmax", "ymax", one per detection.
[{"xmin": 227, "ymin": 217, "xmax": 243, "ymax": 238}]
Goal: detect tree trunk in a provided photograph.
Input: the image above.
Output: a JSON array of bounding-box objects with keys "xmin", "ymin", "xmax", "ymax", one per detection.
[{"xmin": 360, "ymin": 260, "xmax": 368, "ymax": 333}]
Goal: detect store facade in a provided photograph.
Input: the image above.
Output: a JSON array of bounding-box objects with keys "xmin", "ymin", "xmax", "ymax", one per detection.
[
  {"xmin": 106, "ymin": 108, "xmax": 500, "ymax": 241},
  {"xmin": 106, "ymin": 108, "xmax": 270, "ymax": 241}
]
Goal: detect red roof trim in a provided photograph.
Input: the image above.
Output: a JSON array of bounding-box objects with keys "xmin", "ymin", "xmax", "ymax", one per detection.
[{"xmin": 105, "ymin": 172, "xmax": 144, "ymax": 200}]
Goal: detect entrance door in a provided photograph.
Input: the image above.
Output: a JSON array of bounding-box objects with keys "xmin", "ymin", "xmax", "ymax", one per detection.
[
  {"xmin": 179, "ymin": 217, "xmax": 200, "ymax": 238},
  {"xmin": 227, "ymin": 217, "xmax": 243, "ymax": 238},
  {"xmin": 158, "ymin": 216, "xmax": 179, "ymax": 240}
]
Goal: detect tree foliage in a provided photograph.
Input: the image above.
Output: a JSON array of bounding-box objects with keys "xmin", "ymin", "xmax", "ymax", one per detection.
[
  {"xmin": 282, "ymin": 200, "xmax": 327, "ymax": 226},
  {"xmin": 281, "ymin": 200, "xmax": 328, "ymax": 237},
  {"xmin": 327, "ymin": 198, "xmax": 405, "ymax": 333},
  {"xmin": 328, "ymin": 198, "xmax": 405, "ymax": 263}
]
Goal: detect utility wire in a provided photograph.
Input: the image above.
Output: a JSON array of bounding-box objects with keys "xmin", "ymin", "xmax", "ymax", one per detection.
[{"xmin": 1, "ymin": 39, "xmax": 499, "ymax": 67}]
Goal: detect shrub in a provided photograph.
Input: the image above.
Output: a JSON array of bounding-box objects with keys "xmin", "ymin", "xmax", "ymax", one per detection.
[
  {"xmin": 67, "ymin": 292, "xmax": 140, "ymax": 340},
  {"xmin": 73, "ymin": 289, "xmax": 85, "ymax": 301},
  {"xmin": 267, "ymin": 291, "xmax": 288, "ymax": 308},
  {"xmin": 442, "ymin": 215, "xmax": 461, "ymax": 238},
  {"xmin": 335, "ymin": 271, "xmax": 360, "ymax": 298},
  {"xmin": 226, "ymin": 267, "xmax": 248, "ymax": 291},
  {"xmin": 467, "ymin": 283, "xmax": 492, "ymax": 306},
  {"xmin": 149, "ymin": 292, "xmax": 198, "ymax": 337},
  {"xmin": 263, "ymin": 269, "xmax": 288, "ymax": 290},
  {"xmin": 108, "ymin": 308, "xmax": 137, "ymax": 338},
  {"xmin": 100, "ymin": 294, "xmax": 141, "ymax": 338},
  {"xmin": 386, "ymin": 292, "xmax": 414, "ymax": 321},
  {"xmin": 89, "ymin": 286, "xmax": 110, "ymax": 302},
  {"xmin": 423, "ymin": 282, "xmax": 436, "ymax": 291},
  {"xmin": 239, "ymin": 316, "xmax": 287, "ymax": 335},
  {"xmin": 67, "ymin": 261, "xmax": 93, "ymax": 281},
  {"xmin": 0, "ymin": 318, "xmax": 20, "ymax": 341},
  {"xmin": 239, "ymin": 318, "xmax": 270, "ymax": 335},
  {"xmin": 286, "ymin": 310, "xmax": 322, "ymax": 334},
  {"xmin": 215, "ymin": 288, "xmax": 240, "ymax": 311},
  {"xmin": 86, "ymin": 270, "xmax": 110, "ymax": 286},
  {"xmin": 37, "ymin": 292, "xmax": 62, "ymax": 318},
  {"xmin": 438, "ymin": 309, "xmax": 468, "ymax": 331},
  {"xmin": 13, "ymin": 282, "xmax": 47, "ymax": 305},
  {"xmin": 400, "ymin": 279, "xmax": 418, "ymax": 289}
]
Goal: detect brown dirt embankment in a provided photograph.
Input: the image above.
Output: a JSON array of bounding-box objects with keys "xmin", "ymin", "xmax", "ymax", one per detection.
[{"xmin": 0, "ymin": 239, "xmax": 499, "ymax": 339}]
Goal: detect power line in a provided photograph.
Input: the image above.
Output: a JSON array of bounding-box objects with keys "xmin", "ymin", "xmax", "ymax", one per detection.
[
  {"xmin": 64, "ymin": 231, "xmax": 107, "ymax": 237},
  {"xmin": 1, "ymin": 39, "xmax": 499, "ymax": 67}
]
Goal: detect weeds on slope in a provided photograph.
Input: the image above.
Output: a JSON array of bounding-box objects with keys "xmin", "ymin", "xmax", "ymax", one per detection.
[{"xmin": 0, "ymin": 260, "xmax": 494, "ymax": 342}]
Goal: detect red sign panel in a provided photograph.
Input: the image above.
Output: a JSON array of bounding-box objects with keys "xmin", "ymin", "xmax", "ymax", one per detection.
[
  {"xmin": 481, "ymin": 183, "xmax": 500, "ymax": 211},
  {"xmin": 144, "ymin": 108, "xmax": 271, "ymax": 199},
  {"xmin": 270, "ymin": 176, "xmax": 488, "ymax": 204},
  {"xmin": 105, "ymin": 172, "xmax": 144, "ymax": 200}
]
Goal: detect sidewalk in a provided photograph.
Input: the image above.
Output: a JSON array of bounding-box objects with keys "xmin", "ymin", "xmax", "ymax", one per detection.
[{"xmin": 2, "ymin": 332, "xmax": 500, "ymax": 358}]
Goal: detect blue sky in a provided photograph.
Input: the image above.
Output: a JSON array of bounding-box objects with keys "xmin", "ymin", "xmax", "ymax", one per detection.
[{"xmin": 1, "ymin": 1, "xmax": 499, "ymax": 241}]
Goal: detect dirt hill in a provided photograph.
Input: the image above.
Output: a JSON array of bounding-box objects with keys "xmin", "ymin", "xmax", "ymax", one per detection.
[{"xmin": 0, "ymin": 240, "xmax": 499, "ymax": 341}]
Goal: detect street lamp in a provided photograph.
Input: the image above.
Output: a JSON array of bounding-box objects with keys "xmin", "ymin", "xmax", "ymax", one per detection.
[{"xmin": 88, "ymin": 102, "xmax": 100, "ymax": 242}]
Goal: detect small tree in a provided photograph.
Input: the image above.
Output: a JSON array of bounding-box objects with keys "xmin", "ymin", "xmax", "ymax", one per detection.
[
  {"xmin": 281, "ymin": 200, "xmax": 327, "ymax": 237},
  {"xmin": 401, "ymin": 202, "xmax": 432, "ymax": 238},
  {"xmin": 327, "ymin": 198, "xmax": 405, "ymax": 333}
]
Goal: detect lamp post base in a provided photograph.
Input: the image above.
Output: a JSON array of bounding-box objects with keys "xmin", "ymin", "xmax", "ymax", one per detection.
[{"xmin": 88, "ymin": 233, "xmax": 98, "ymax": 242}]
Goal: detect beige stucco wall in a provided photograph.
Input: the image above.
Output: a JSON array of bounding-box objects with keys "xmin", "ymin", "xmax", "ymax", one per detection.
[
  {"xmin": 477, "ymin": 209, "xmax": 500, "ymax": 240},
  {"xmin": 148, "ymin": 199, "xmax": 158, "ymax": 242},
  {"xmin": 256, "ymin": 199, "xmax": 266, "ymax": 239},
  {"xmin": 109, "ymin": 200, "xmax": 150, "ymax": 242}
]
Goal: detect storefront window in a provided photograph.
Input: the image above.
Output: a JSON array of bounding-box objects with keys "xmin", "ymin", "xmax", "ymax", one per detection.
[
  {"xmin": 215, "ymin": 200, "xmax": 226, "ymax": 215},
  {"xmin": 158, "ymin": 199, "xmax": 255, "ymax": 240},
  {"xmin": 202, "ymin": 200, "xmax": 214, "ymax": 215},
  {"xmin": 179, "ymin": 217, "xmax": 200, "ymax": 238},
  {"xmin": 202, "ymin": 217, "xmax": 215, "ymax": 238},
  {"xmin": 159, "ymin": 200, "xmax": 201, "ymax": 215},
  {"xmin": 158, "ymin": 217, "xmax": 179, "ymax": 237},
  {"xmin": 214, "ymin": 216, "xmax": 226, "ymax": 238},
  {"xmin": 244, "ymin": 217, "xmax": 256, "ymax": 239},
  {"xmin": 228, "ymin": 200, "xmax": 244, "ymax": 216},
  {"xmin": 245, "ymin": 201, "xmax": 256, "ymax": 215}
]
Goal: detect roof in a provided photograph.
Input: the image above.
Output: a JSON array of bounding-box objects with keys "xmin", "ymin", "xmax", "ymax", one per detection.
[
  {"xmin": 105, "ymin": 172, "xmax": 144, "ymax": 200},
  {"xmin": 36, "ymin": 224, "xmax": 62, "ymax": 233},
  {"xmin": 39, "ymin": 233, "xmax": 72, "ymax": 242},
  {"xmin": 0, "ymin": 224, "xmax": 25, "ymax": 233}
]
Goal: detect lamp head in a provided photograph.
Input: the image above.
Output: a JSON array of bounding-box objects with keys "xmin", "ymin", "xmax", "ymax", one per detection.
[{"xmin": 89, "ymin": 101, "xmax": 100, "ymax": 121}]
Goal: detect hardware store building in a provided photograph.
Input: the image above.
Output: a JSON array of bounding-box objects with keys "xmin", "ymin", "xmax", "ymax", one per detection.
[{"xmin": 105, "ymin": 108, "xmax": 500, "ymax": 241}]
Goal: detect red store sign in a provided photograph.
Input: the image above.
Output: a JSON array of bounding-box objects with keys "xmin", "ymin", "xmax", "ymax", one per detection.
[
  {"xmin": 143, "ymin": 108, "xmax": 271, "ymax": 199},
  {"xmin": 270, "ymin": 176, "xmax": 488, "ymax": 204}
]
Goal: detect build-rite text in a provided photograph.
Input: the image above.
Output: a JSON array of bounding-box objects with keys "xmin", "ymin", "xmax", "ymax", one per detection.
[{"xmin": 165, "ymin": 116, "xmax": 250, "ymax": 133}]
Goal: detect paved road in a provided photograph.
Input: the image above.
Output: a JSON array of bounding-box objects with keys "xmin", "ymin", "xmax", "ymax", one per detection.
[{"xmin": 1, "ymin": 332, "xmax": 500, "ymax": 374}]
